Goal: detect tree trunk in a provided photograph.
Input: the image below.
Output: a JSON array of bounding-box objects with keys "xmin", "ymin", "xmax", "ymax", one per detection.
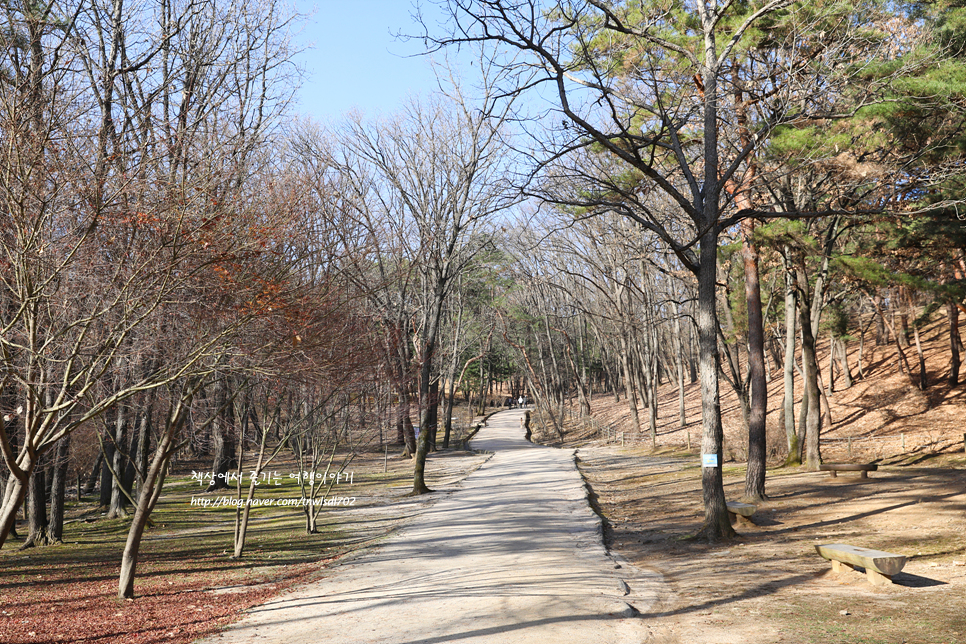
[
  {"xmin": 134, "ymin": 405, "xmax": 152, "ymax": 492},
  {"xmin": 837, "ymin": 337, "xmax": 854, "ymax": 389},
  {"xmin": 783, "ymin": 269, "xmax": 799, "ymax": 465},
  {"xmin": 634, "ymin": 347, "xmax": 656, "ymax": 445},
  {"xmin": 442, "ymin": 385, "xmax": 456, "ymax": 449},
  {"xmin": 796, "ymin": 370, "xmax": 808, "ymax": 464},
  {"xmin": 618, "ymin": 339, "xmax": 641, "ymax": 434},
  {"xmin": 22, "ymin": 467, "xmax": 48, "ymax": 548},
  {"xmin": 0, "ymin": 467, "xmax": 29, "ymax": 549},
  {"xmin": 118, "ymin": 380, "xmax": 206, "ymax": 598},
  {"xmin": 233, "ymin": 425, "xmax": 268, "ymax": 559},
  {"xmin": 82, "ymin": 452, "xmax": 102, "ymax": 495},
  {"xmin": 913, "ymin": 322, "xmax": 928, "ymax": 390},
  {"xmin": 949, "ymin": 302, "xmax": 962, "ymax": 386},
  {"xmin": 674, "ymin": 303, "xmax": 687, "ymax": 428},
  {"xmin": 118, "ymin": 390, "xmax": 191, "ymax": 599},
  {"xmin": 827, "ymin": 334, "xmax": 836, "ymax": 394},
  {"xmin": 425, "ymin": 381, "xmax": 439, "ymax": 452},
  {"xmin": 396, "ymin": 390, "xmax": 417, "ymax": 455},
  {"xmin": 107, "ymin": 405, "xmax": 129, "ymax": 519},
  {"xmin": 99, "ymin": 437, "xmax": 114, "ymax": 507},
  {"xmin": 413, "ymin": 295, "xmax": 444, "ymax": 495},
  {"xmin": 578, "ymin": 315, "xmax": 592, "ymax": 417},
  {"xmin": 875, "ymin": 294, "xmax": 888, "ymax": 345},
  {"xmin": 206, "ymin": 382, "xmax": 238, "ymax": 492},
  {"xmin": 695, "ymin": 231, "xmax": 734, "ymax": 540},
  {"xmin": 800, "ymin": 306, "xmax": 823, "ymax": 471},
  {"xmin": 48, "ymin": 435, "xmax": 70, "ymax": 543},
  {"xmin": 817, "ymin": 370, "xmax": 834, "ymax": 429},
  {"xmin": 688, "ymin": 320, "xmax": 698, "ymax": 384},
  {"xmin": 741, "ymin": 218, "xmax": 767, "ymax": 502},
  {"xmin": 898, "ymin": 290, "xmax": 911, "ymax": 347},
  {"xmin": 126, "ymin": 429, "xmax": 140, "ymax": 497}
]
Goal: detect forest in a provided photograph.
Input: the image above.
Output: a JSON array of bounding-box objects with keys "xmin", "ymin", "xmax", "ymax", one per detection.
[{"xmin": 1, "ymin": 0, "xmax": 965, "ymax": 631}]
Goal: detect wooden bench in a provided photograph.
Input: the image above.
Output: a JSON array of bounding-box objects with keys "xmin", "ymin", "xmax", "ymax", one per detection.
[
  {"xmin": 726, "ymin": 501, "xmax": 757, "ymax": 526},
  {"xmin": 815, "ymin": 543, "xmax": 907, "ymax": 586},
  {"xmin": 819, "ymin": 463, "xmax": 878, "ymax": 478}
]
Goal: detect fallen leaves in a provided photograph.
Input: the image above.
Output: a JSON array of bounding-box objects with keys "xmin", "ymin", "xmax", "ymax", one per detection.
[{"xmin": 0, "ymin": 556, "xmax": 320, "ymax": 644}]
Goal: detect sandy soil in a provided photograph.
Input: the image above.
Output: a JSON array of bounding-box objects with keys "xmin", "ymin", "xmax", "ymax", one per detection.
[
  {"xmin": 561, "ymin": 315, "xmax": 966, "ymax": 466},
  {"xmin": 519, "ymin": 314, "xmax": 966, "ymax": 643},
  {"xmin": 576, "ymin": 448, "xmax": 966, "ymax": 643}
]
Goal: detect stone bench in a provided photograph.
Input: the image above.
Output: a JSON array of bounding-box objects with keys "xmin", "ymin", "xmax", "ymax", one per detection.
[
  {"xmin": 726, "ymin": 501, "xmax": 757, "ymax": 527},
  {"xmin": 819, "ymin": 463, "xmax": 878, "ymax": 478},
  {"xmin": 815, "ymin": 543, "xmax": 906, "ymax": 586}
]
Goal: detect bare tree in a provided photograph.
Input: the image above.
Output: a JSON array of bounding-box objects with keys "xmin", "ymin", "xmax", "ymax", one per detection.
[
  {"xmin": 427, "ymin": 0, "xmax": 935, "ymax": 538},
  {"xmin": 0, "ymin": 0, "xmax": 300, "ymax": 550},
  {"xmin": 318, "ymin": 67, "xmax": 517, "ymax": 494}
]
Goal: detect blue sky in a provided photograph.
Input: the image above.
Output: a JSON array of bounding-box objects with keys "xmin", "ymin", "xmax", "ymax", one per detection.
[{"xmin": 291, "ymin": 1, "xmax": 448, "ymax": 123}]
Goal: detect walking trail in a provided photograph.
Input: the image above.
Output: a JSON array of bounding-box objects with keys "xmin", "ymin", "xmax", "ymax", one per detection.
[{"xmin": 200, "ymin": 409, "xmax": 665, "ymax": 643}]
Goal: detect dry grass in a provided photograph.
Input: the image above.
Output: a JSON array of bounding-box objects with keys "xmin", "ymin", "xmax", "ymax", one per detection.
[
  {"xmin": 577, "ymin": 447, "xmax": 966, "ymax": 643},
  {"xmin": 0, "ymin": 445, "xmax": 485, "ymax": 644}
]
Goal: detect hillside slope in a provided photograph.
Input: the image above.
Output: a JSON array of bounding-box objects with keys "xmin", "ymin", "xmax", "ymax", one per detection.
[{"xmin": 569, "ymin": 314, "xmax": 965, "ymax": 464}]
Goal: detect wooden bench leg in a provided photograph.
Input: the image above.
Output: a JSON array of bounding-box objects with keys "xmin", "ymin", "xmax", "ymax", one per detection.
[
  {"xmin": 829, "ymin": 470, "xmax": 838, "ymax": 478},
  {"xmin": 831, "ymin": 560, "xmax": 894, "ymax": 586},
  {"xmin": 866, "ymin": 568, "xmax": 893, "ymax": 586},
  {"xmin": 860, "ymin": 470, "xmax": 868, "ymax": 479}
]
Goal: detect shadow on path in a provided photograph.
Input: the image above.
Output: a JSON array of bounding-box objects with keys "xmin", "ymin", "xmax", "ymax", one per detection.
[{"xmin": 198, "ymin": 409, "xmax": 663, "ymax": 644}]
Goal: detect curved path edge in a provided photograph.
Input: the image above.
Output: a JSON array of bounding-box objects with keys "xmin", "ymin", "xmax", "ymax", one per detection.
[{"xmin": 198, "ymin": 409, "xmax": 666, "ymax": 643}]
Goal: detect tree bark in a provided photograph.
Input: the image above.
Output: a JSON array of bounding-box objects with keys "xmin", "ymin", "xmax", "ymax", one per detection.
[
  {"xmin": 742, "ymin": 221, "xmax": 767, "ymax": 501},
  {"xmin": 875, "ymin": 294, "xmax": 888, "ymax": 345},
  {"xmin": 206, "ymin": 380, "xmax": 238, "ymax": 492},
  {"xmin": 618, "ymin": 336, "xmax": 642, "ymax": 434},
  {"xmin": 949, "ymin": 302, "xmax": 962, "ymax": 386},
  {"xmin": 397, "ymin": 392, "xmax": 416, "ymax": 456},
  {"xmin": 232, "ymin": 421, "xmax": 268, "ymax": 559},
  {"xmin": 442, "ymin": 386, "xmax": 456, "ymax": 449},
  {"xmin": 441, "ymin": 302, "xmax": 465, "ymax": 449},
  {"xmin": 22, "ymin": 467, "xmax": 48, "ymax": 548},
  {"xmin": 578, "ymin": 315, "xmax": 592, "ymax": 417},
  {"xmin": 837, "ymin": 337, "xmax": 854, "ymax": 389},
  {"xmin": 413, "ymin": 294, "xmax": 445, "ymax": 494},
  {"xmin": 695, "ymin": 230, "xmax": 734, "ymax": 540},
  {"xmin": 674, "ymin": 303, "xmax": 687, "ymax": 428},
  {"xmin": 118, "ymin": 405, "xmax": 180, "ymax": 598},
  {"xmin": 48, "ymin": 435, "xmax": 70, "ymax": 543},
  {"xmin": 107, "ymin": 405, "xmax": 129, "ymax": 519},
  {"xmin": 913, "ymin": 322, "xmax": 928, "ymax": 390},
  {"xmin": 783, "ymin": 267, "xmax": 799, "ymax": 465},
  {"xmin": 425, "ymin": 381, "xmax": 439, "ymax": 452},
  {"xmin": 800, "ymin": 305, "xmax": 823, "ymax": 471},
  {"xmin": 0, "ymin": 466, "xmax": 29, "ymax": 548},
  {"xmin": 134, "ymin": 407, "xmax": 152, "ymax": 492},
  {"xmin": 99, "ymin": 437, "xmax": 114, "ymax": 507}
]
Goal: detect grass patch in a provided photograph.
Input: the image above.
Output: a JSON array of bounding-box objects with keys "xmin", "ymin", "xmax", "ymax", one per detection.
[
  {"xmin": 0, "ymin": 448, "xmax": 448, "ymax": 644},
  {"xmin": 775, "ymin": 600, "xmax": 962, "ymax": 644}
]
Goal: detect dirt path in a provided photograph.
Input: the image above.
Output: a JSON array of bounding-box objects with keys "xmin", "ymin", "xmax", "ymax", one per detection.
[{"xmin": 198, "ymin": 409, "xmax": 664, "ymax": 643}]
